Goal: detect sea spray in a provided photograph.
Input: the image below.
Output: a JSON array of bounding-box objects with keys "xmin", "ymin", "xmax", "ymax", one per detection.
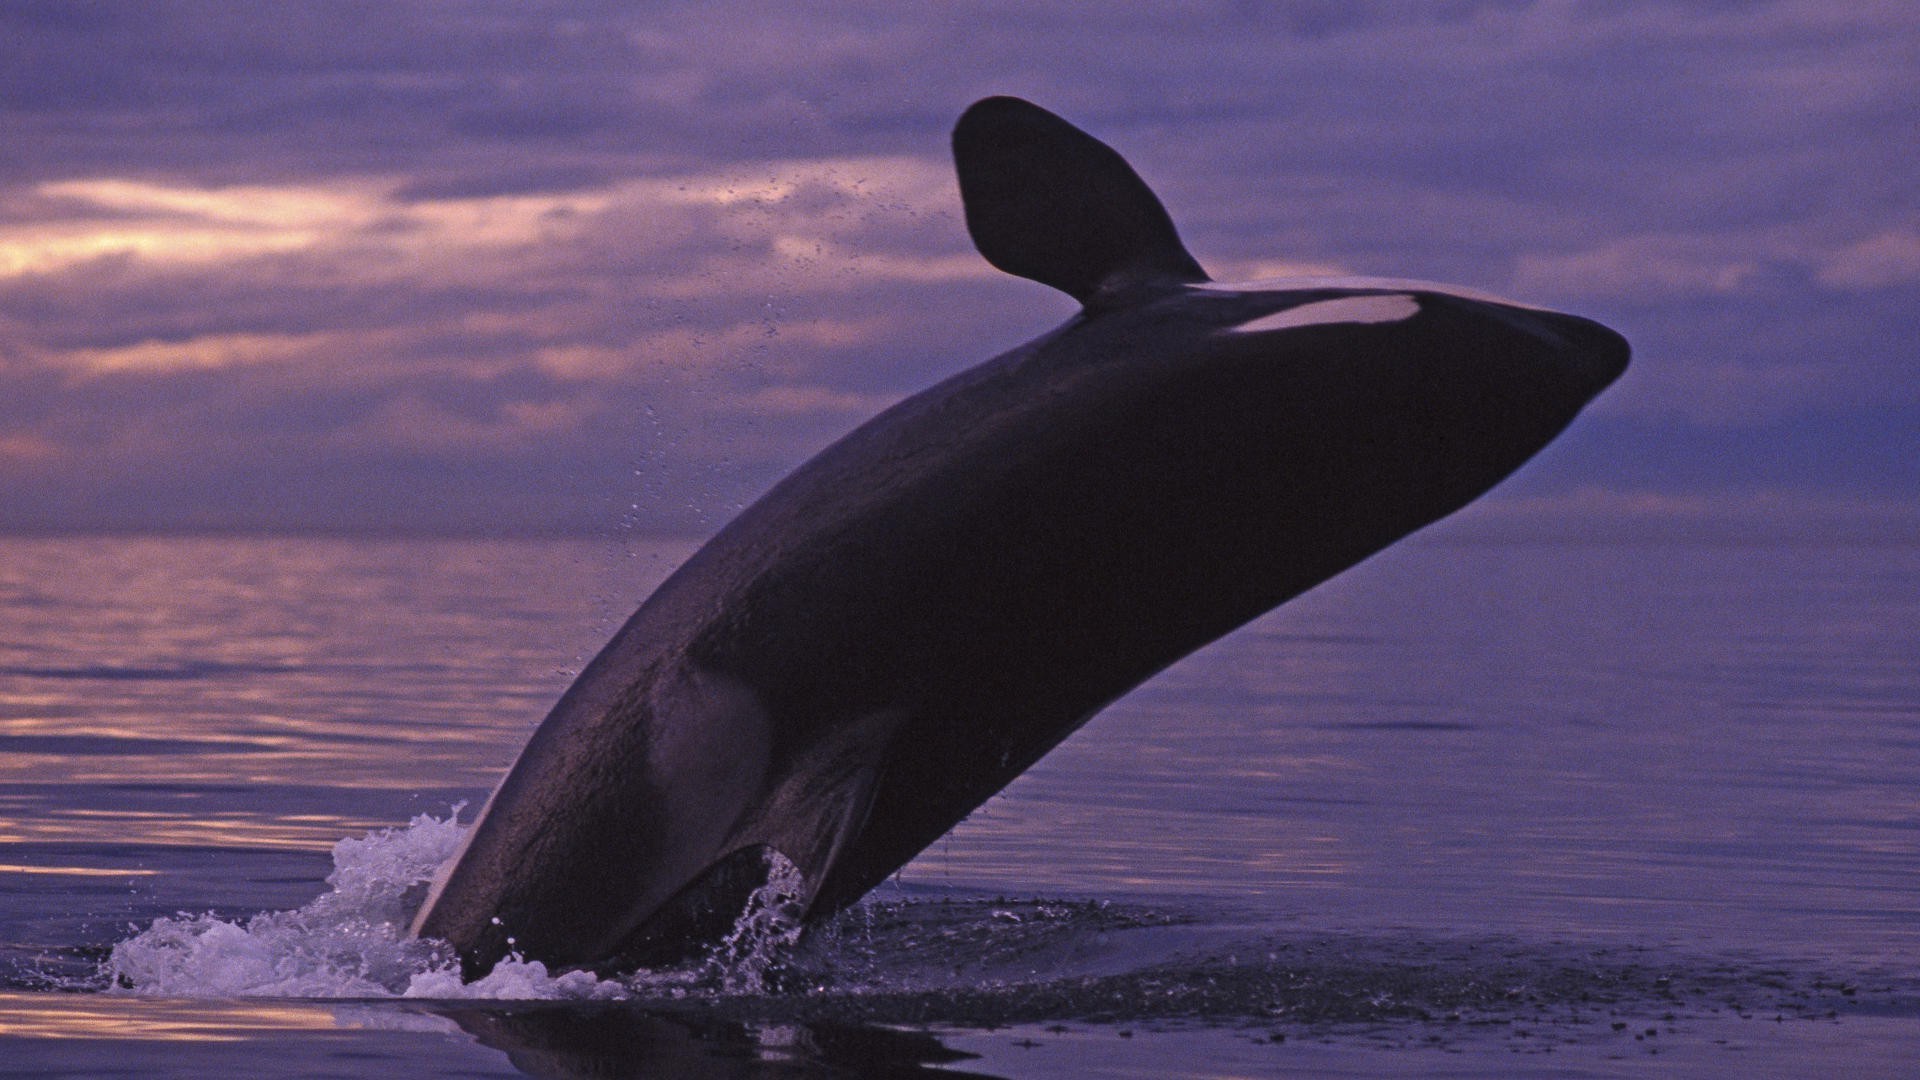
[
  {"xmin": 104, "ymin": 809, "xmax": 629, "ymax": 999},
  {"xmin": 102, "ymin": 811, "xmax": 1187, "ymax": 1004},
  {"xmin": 104, "ymin": 812, "xmax": 808, "ymax": 1000},
  {"xmin": 105, "ymin": 810, "xmax": 477, "ymax": 997},
  {"xmin": 702, "ymin": 850, "xmax": 809, "ymax": 994}
]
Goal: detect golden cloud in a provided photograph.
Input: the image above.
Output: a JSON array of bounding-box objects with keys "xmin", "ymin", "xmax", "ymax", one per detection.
[
  {"xmin": 5, "ymin": 154, "xmax": 963, "ymax": 287},
  {"xmin": 0, "ymin": 432, "xmax": 60, "ymax": 466},
  {"xmin": 59, "ymin": 331, "xmax": 353, "ymax": 375}
]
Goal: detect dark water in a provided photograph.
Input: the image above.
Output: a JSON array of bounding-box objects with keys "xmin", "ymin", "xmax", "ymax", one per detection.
[{"xmin": 0, "ymin": 533, "xmax": 1914, "ymax": 1076}]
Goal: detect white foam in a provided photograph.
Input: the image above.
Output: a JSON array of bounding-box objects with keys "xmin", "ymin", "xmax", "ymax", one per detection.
[
  {"xmin": 105, "ymin": 810, "xmax": 627, "ymax": 1000},
  {"xmin": 102, "ymin": 810, "xmax": 815, "ymax": 1001},
  {"xmin": 107, "ymin": 811, "xmax": 474, "ymax": 997},
  {"xmin": 1226, "ymin": 294, "xmax": 1421, "ymax": 334},
  {"xmin": 400, "ymin": 955, "xmax": 629, "ymax": 1000}
]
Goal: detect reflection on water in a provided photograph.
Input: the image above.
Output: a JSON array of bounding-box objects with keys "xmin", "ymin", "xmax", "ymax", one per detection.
[
  {"xmin": 962, "ymin": 541, "xmax": 1920, "ymax": 964},
  {"xmin": 0, "ymin": 863, "xmax": 159, "ymax": 878},
  {"xmin": 0, "ymin": 992, "xmax": 338, "ymax": 1041},
  {"xmin": 0, "ymin": 534, "xmax": 1915, "ymax": 1076},
  {"xmin": 430, "ymin": 1005, "xmax": 1003, "ymax": 1079},
  {"xmin": 0, "ymin": 537, "xmax": 687, "ymax": 846}
]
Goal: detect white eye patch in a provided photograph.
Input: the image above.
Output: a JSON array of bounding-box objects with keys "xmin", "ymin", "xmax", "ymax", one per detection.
[{"xmin": 1226, "ymin": 294, "xmax": 1421, "ymax": 334}]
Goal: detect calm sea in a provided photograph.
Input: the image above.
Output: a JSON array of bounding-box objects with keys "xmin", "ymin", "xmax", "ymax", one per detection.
[{"xmin": 0, "ymin": 533, "xmax": 1913, "ymax": 1077}]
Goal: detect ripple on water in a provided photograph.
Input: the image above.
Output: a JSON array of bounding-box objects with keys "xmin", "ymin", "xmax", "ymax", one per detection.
[{"xmin": 77, "ymin": 815, "xmax": 1907, "ymax": 1054}]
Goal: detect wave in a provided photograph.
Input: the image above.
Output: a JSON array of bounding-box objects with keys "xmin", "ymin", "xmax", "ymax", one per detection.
[
  {"xmin": 89, "ymin": 814, "xmax": 1907, "ymax": 1038},
  {"xmin": 0, "ymin": 660, "xmax": 305, "ymax": 682}
]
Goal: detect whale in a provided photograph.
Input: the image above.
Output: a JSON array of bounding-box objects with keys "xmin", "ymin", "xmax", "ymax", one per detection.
[{"xmin": 411, "ymin": 95, "xmax": 1629, "ymax": 976}]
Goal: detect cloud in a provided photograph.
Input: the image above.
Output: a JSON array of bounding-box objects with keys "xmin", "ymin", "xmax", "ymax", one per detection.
[
  {"xmin": 340, "ymin": 392, "xmax": 597, "ymax": 456},
  {"xmin": 0, "ymin": 136, "xmax": 1022, "ymax": 532},
  {"xmin": 54, "ymin": 330, "xmax": 352, "ymax": 375},
  {"xmin": 1618, "ymin": 358, "xmax": 1837, "ymax": 428},
  {"xmin": 734, "ymin": 384, "xmax": 900, "ymax": 418},
  {"xmin": 1817, "ymin": 225, "xmax": 1920, "ymax": 290},
  {"xmin": 1515, "ymin": 222, "xmax": 1920, "ymax": 304},
  {"xmin": 0, "ymin": 432, "xmax": 58, "ymax": 467},
  {"xmin": 1513, "ymin": 236, "xmax": 1768, "ymax": 301},
  {"xmin": 0, "ymin": 1, "xmax": 1913, "ymax": 533},
  {"xmin": 7, "ymin": 153, "xmax": 971, "ymax": 368}
]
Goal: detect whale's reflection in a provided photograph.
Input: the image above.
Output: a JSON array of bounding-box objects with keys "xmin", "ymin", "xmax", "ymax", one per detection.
[{"xmin": 419, "ymin": 1002, "xmax": 1005, "ymax": 1079}]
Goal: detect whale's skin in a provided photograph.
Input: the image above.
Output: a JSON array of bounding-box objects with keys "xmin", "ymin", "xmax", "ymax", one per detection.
[{"xmin": 411, "ymin": 97, "xmax": 1629, "ymax": 976}]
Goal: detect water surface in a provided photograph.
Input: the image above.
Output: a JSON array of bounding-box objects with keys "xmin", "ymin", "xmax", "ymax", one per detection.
[{"xmin": 0, "ymin": 534, "xmax": 1913, "ymax": 1076}]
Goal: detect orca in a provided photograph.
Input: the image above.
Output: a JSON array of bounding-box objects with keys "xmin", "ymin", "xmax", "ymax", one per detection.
[{"xmin": 411, "ymin": 95, "xmax": 1629, "ymax": 976}]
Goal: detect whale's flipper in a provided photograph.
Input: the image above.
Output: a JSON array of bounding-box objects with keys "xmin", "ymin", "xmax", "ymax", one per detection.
[
  {"xmin": 609, "ymin": 762, "xmax": 879, "ymax": 969},
  {"xmin": 953, "ymin": 96, "xmax": 1209, "ymax": 309}
]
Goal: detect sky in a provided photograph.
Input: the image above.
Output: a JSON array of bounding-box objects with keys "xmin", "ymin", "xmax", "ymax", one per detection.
[{"xmin": 0, "ymin": 0, "xmax": 1914, "ymax": 538}]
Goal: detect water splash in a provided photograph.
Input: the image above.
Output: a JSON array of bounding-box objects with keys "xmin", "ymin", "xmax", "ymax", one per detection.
[
  {"xmin": 702, "ymin": 850, "xmax": 807, "ymax": 994},
  {"xmin": 105, "ymin": 809, "xmax": 619, "ymax": 1000},
  {"xmin": 103, "ymin": 814, "xmax": 809, "ymax": 1001},
  {"xmin": 104, "ymin": 810, "xmax": 479, "ymax": 997}
]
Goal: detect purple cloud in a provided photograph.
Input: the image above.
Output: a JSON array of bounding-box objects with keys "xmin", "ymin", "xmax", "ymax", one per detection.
[{"xmin": 0, "ymin": 1, "xmax": 1913, "ymax": 535}]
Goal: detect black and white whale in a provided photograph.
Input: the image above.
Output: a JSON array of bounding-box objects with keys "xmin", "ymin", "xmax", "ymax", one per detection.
[{"xmin": 411, "ymin": 96, "xmax": 1629, "ymax": 976}]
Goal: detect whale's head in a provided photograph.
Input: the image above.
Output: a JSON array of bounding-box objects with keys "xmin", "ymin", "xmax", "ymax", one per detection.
[
  {"xmin": 952, "ymin": 96, "xmax": 1627, "ymax": 516},
  {"xmin": 1207, "ymin": 274, "xmax": 1626, "ymax": 453},
  {"xmin": 1145, "ymin": 275, "xmax": 1630, "ymax": 528}
]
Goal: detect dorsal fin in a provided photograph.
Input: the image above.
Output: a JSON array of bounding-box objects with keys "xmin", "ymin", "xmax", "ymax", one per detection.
[{"xmin": 952, "ymin": 96, "xmax": 1209, "ymax": 309}]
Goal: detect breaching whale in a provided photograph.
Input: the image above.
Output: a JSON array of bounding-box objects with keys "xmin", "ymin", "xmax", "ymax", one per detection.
[{"xmin": 412, "ymin": 96, "xmax": 1629, "ymax": 976}]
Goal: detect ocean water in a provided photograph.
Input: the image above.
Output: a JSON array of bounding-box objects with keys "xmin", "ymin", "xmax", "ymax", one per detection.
[{"xmin": 0, "ymin": 532, "xmax": 1914, "ymax": 1076}]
